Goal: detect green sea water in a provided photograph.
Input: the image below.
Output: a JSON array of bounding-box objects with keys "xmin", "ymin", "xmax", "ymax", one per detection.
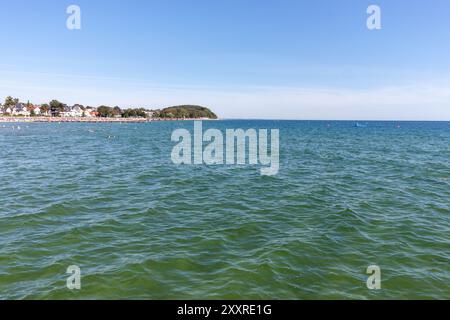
[{"xmin": 0, "ymin": 120, "xmax": 449, "ymax": 299}]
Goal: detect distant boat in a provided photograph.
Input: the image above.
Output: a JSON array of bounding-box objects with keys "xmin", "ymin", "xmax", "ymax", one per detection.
[{"xmin": 354, "ymin": 122, "xmax": 368, "ymax": 128}]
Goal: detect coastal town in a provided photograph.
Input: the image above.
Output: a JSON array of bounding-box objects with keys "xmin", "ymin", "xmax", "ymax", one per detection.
[{"xmin": 0, "ymin": 96, "xmax": 218, "ymax": 122}]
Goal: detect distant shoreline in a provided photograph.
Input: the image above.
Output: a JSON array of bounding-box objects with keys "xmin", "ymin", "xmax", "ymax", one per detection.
[
  {"xmin": 1, "ymin": 117, "xmax": 448, "ymax": 123},
  {"xmin": 0, "ymin": 116, "xmax": 215, "ymax": 123}
]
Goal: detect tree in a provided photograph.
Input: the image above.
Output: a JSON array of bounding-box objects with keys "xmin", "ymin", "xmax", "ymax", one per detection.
[
  {"xmin": 49, "ymin": 100, "xmax": 64, "ymax": 110},
  {"xmin": 42, "ymin": 103, "xmax": 49, "ymax": 108},
  {"xmin": 121, "ymin": 108, "xmax": 147, "ymax": 118},
  {"xmin": 4, "ymin": 96, "xmax": 15, "ymax": 108},
  {"xmin": 49, "ymin": 100, "xmax": 64, "ymax": 116},
  {"xmin": 3, "ymin": 96, "xmax": 19, "ymax": 114},
  {"xmin": 97, "ymin": 105, "xmax": 113, "ymax": 117},
  {"xmin": 113, "ymin": 106, "xmax": 122, "ymax": 117},
  {"xmin": 40, "ymin": 104, "xmax": 49, "ymax": 115}
]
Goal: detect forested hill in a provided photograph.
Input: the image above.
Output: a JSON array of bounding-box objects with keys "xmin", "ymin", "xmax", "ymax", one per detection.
[{"xmin": 157, "ymin": 105, "xmax": 218, "ymax": 119}]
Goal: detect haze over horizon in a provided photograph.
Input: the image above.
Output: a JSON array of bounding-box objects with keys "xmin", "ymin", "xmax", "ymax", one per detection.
[{"xmin": 1, "ymin": 0, "xmax": 449, "ymax": 120}]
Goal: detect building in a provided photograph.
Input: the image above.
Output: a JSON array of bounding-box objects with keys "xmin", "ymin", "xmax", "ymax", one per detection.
[
  {"xmin": 71, "ymin": 105, "xmax": 83, "ymax": 117},
  {"xmin": 27, "ymin": 104, "xmax": 41, "ymax": 115},
  {"xmin": 59, "ymin": 105, "xmax": 83, "ymax": 117},
  {"xmin": 144, "ymin": 110, "xmax": 155, "ymax": 118},
  {"xmin": 12, "ymin": 103, "xmax": 30, "ymax": 116},
  {"xmin": 83, "ymin": 107, "xmax": 98, "ymax": 117}
]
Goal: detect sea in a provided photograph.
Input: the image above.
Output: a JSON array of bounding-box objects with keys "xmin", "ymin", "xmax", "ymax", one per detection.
[{"xmin": 0, "ymin": 120, "xmax": 449, "ymax": 299}]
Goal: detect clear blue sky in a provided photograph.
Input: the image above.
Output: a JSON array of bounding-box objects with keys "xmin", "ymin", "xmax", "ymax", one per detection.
[{"xmin": 1, "ymin": 0, "xmax": 449, "ymax": 119}]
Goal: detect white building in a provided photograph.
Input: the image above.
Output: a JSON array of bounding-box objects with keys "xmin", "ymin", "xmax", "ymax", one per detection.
[
  {"xmin": 12, "ymin": 103, "xmax": 30, "ymax": 116},
  {"xmin": 31, "ymin": 106, "xmax": 41, "ymax": 115},
  {"xmin": 71, "ymin": 105, "xmax": 83, "ymax": 117},
  {"xmin": 83, "ymin": 107, "xmax": 96, "ymax": 117},
  {"xmin": 60, "ymin": 105, "xmax": 83, "ymax": 117},
  {"xmin": 144, "ymin": 110, "xmax": 155, "ymax": 118}
]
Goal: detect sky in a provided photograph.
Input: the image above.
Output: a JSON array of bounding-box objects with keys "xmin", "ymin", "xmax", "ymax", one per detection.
[{"xmin": 0, "ymin": 0, "xmax": 449, "ymax": 120}]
